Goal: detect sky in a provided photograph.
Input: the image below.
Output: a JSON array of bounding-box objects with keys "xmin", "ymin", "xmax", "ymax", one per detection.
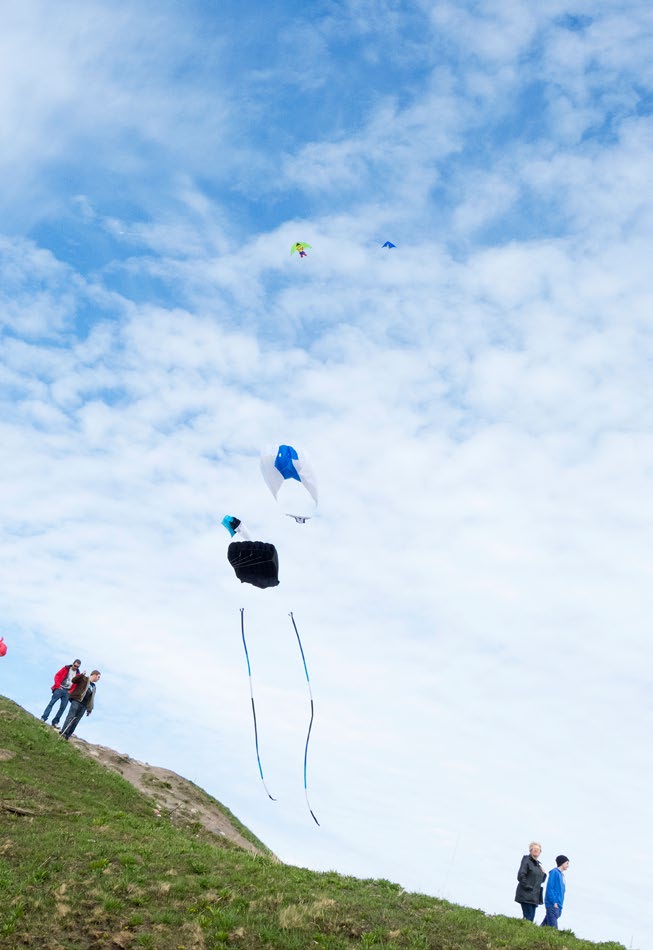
[{"xmin": 1, "ymin": 0, "xmax": 652, "ymax": 946}]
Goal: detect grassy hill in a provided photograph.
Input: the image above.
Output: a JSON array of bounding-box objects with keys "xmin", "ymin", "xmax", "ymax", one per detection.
[{"xmin": 0, "ymin": 696, "xmax": 625, "ymax": 950}]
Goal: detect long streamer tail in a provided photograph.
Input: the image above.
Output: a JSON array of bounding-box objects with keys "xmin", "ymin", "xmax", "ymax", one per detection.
[
  {"xmin": 289, "ymin": 611, "xmax": 320, "ymax": 825},
  {"xmin": 240, "ymin": 608, "xmax": 276, "ymax": 801}
]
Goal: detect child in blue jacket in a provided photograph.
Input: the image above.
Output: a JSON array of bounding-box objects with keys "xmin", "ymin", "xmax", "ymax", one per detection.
[{"xmin": 541, "ymin": 855, "xmax": 570, "ymax": 928}]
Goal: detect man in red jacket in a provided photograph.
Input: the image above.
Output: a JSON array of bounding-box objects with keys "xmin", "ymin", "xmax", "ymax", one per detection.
[{"xmin": 40, "ymin": 659, "xmax": 81, "ymax": 729}]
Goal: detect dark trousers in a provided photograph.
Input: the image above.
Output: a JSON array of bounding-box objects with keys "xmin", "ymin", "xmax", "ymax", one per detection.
[
  {"xmin": 541, "ymin": 905, "xmax": 562, "ymax": 928},
  {"xmin": 520, "ymin": 903, "xmax": 537, "ymax": 922},
  {"xmin": 41, "ymin": 688, "xmax": 70, "ymax": 726},
  {"xmin": 60, "ymin": 700, "xmax": 85, "ymax": 739}
]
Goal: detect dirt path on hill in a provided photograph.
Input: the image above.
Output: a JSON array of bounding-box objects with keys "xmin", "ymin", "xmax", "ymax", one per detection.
[{"xmin": 73, "ymin": 738, "xmax": 268, "ymax": 857}]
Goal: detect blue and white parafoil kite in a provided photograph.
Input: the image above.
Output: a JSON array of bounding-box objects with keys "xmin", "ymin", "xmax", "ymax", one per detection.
[
  {"xmin": 219, "ymin": 450, "xmax": 320, "ymax": 824},
  {"xmin": 260, "ymin": 445, "xmax": 318, "ymax": 523},
  {"xmin": 221, "ymin": 515, "xmax": 250, "ymax": 539}
]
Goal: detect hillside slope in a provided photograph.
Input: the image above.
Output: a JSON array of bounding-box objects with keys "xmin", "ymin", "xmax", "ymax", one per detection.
[
  {"xmin": 76, "ymin": 740, "xmax": 268, "ymax": 858},
  {"xmin": 0, "ymin": 695, "xmax": 625, "ymax": 950}
]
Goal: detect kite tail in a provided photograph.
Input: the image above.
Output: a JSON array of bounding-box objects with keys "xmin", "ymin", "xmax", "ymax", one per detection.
[
  {"xmin": 289, "ymin": 611, "xmax": 320, "ymax": 826},
  {"xmin": 240, "ymin": 608, "xmax": 276, "ymax": 801}
]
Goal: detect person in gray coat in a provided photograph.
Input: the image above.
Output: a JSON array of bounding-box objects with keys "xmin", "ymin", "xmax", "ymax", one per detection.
[
  {"xmin": 60, "ymin": 670, "xmax": 101, "ymax": 740},
  {"xmin": 515, "ymin": 842, "xmax": 547, "ymax": 922}
]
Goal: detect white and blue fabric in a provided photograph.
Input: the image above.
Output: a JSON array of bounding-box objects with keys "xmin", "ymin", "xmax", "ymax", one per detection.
[
  {"xmin": 260, "ymin": 444, "xmax": 318, "ymax": 522},
  {"xmin": 221, "ymin": 515, "xmax": 251, "ymax": 540}
]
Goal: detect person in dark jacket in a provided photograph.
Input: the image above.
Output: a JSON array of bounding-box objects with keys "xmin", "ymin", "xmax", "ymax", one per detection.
[
  {"xmin": 515, "ymin": 842, "xmax": 547, "ymax": 922},
  {"xmin": 41, "ymin": 659, "xmax": 81, "ymax": 728},
  {"xmin": 60, "ymin": 670, "xmax": 101, "ymax": 740}
]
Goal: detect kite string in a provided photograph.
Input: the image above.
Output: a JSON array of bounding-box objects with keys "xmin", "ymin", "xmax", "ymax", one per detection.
[
  {"xmin": 289, "ymin": 611, "xmax": 319, "ymax": 826},
  {"xmin": 240, "ymin": 607, "xmax": 276, "ymax": 801}
]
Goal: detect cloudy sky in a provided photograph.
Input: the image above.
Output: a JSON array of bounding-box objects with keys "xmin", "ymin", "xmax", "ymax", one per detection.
[{"xmin": 1, "ymin": 1, "xmax": 652, "ymax": 946}]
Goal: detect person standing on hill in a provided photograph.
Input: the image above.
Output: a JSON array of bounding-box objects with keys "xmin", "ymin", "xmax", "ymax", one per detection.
[
  {"xmin": 60, "ymin": 669, "xmax": 101, "ymax": 740},
  {"xmin": 515, "ymin": 841, "xmax": 547, "ymax": 922},
  {"xmin": 41, "ymin": 659, "xmax": 81, "ymax": 729},
  {"xmin": 541, "ymin": 855, "xmax": 570, "ymax": 928}
]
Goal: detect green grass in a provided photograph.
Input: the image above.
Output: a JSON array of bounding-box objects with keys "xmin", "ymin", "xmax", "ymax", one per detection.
[{"xmin": 0, "ymin": 696, "xmax": 625, "ymax": 950}]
